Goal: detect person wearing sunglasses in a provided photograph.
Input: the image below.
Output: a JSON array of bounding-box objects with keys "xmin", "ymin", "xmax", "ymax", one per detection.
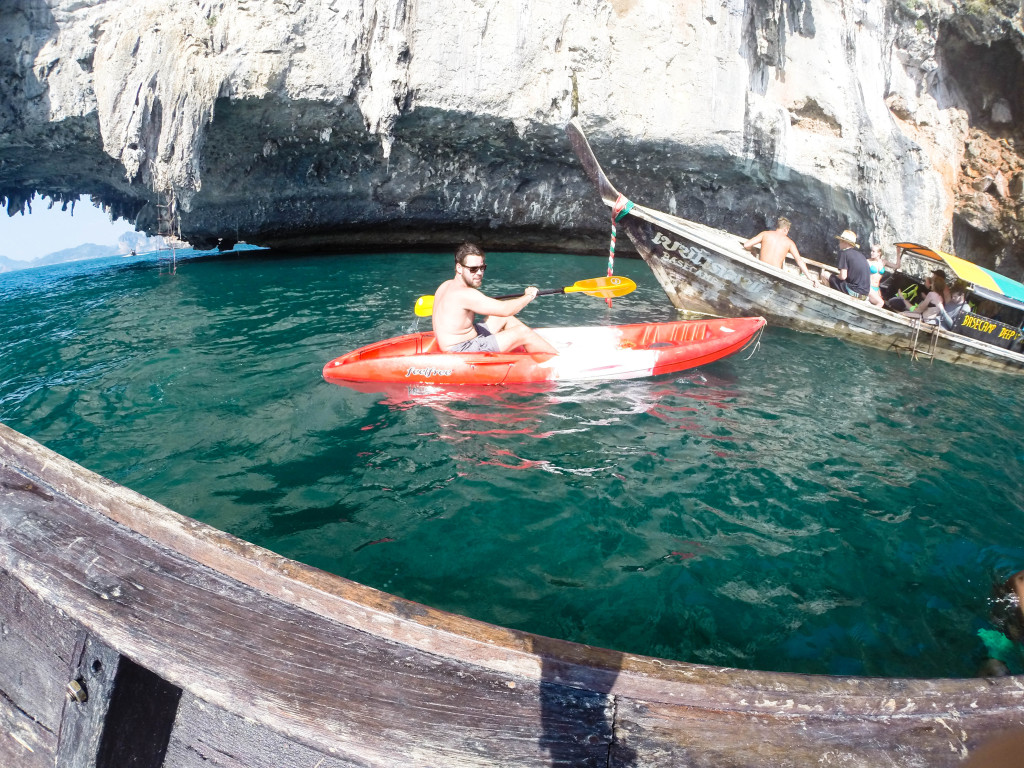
[{"xmin": 431, "ymin": 243, "xmax": 557, "ymax": 354}]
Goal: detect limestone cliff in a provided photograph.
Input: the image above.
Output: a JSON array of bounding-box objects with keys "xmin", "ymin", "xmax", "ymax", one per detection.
[{"xmin": 1, "ymin": 0, "xmax": 1022, "ymax": 274}]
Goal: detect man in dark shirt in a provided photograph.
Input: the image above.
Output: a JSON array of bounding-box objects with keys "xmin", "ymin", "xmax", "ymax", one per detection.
[{"xmin": 828, "ymin": 229, "xmax": 870, "ymax": 299}]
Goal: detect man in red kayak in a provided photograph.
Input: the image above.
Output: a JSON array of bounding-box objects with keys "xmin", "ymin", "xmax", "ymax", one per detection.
[{"xmin": 432, "ymin": 243, "xmax": 558, "ymax": 354}]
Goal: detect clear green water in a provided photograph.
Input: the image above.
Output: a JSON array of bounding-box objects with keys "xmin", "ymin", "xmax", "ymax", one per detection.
[{"xmin": 2, "ymin": 249, "xmax": 1023, "ymax": 678}]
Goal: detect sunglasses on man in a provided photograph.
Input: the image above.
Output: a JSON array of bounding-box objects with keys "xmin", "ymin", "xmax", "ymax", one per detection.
[{"xmin": 463, "ymin": 264, "xmax": 486, "ymax": 274}]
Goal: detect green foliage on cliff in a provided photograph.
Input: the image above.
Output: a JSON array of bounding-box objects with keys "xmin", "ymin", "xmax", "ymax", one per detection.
[
  {"xmin": 961, "ymin": 0, "xmax": 1019, "ymax": 22},
  {"xmin": 891, "ymin": 0, "xmax": 1018, "ymax": 25}
]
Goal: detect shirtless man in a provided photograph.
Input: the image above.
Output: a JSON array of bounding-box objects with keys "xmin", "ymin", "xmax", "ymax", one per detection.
[
  {"xmin": 742, "ymin": 217, "xmax": 816, "ymax": 284},
  {"xmin": 431, "ymin": 243, "xmax": 558, "ymax": 355}
]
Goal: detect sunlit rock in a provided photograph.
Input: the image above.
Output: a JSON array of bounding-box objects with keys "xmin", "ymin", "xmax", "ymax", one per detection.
[{"xmin": 0, "ymin": 0, "xmax": 1021, "ymax": 273}]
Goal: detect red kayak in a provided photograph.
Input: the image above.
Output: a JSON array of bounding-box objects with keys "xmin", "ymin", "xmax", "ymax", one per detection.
[{"xmin": 323, "ymin": 317, "xmax": 766, "ymax": 386}]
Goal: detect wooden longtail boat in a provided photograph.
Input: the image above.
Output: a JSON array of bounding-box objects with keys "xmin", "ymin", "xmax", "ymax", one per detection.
[
  {"xmin": 566, "ymin": 119, "xmax": 1024, "ymax": 375},
  {"xmin": 2, "ymin": 422, "xmax": 1024, "ymax": 766}
]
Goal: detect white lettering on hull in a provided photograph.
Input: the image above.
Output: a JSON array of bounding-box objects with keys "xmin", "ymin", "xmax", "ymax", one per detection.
[
  {"xmin": 405, "ymin": 367, "xmax": 454, "ymax": 378},
  {"xmin": 650, "ymin": 231, "xmax": 741, "ymax": 284}
]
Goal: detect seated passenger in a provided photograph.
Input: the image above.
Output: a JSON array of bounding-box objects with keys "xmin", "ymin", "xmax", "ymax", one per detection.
[
  {"xmin": 897, "ymin": 270, "xmax": 950, "ymax": 315},
  {"xmin": 904, "ymin": 282, "xmax": 967, "ymax": 331},
  {"xmin": 936, "ymin": 288, "xmax": 968, "ymax": 330},
  {"xmin": 867, "ymin": 245, "xmax": 887, "ymax": 307},
  {"xmin": 827, "ymin": 230, "xmax": 871, "ymax": 298}
]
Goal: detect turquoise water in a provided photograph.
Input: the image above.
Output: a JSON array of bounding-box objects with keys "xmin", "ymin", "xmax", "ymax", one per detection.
[{"xmin": 2, "ymin": 249, "xmax": 1023, "ymax": 678}]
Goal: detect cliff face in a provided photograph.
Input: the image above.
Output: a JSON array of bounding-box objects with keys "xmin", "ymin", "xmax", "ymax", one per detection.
[{"xmin": 1, "ymin": 0, "xmax": 1022, "ymax": 273}]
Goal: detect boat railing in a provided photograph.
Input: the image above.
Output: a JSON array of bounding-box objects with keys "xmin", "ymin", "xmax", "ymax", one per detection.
[{"xmin": 5, "ymin": 419, "xmax": 1024, "ymax": 766}]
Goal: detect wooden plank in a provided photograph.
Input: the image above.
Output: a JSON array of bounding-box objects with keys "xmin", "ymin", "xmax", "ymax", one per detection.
[
  {"xmin": 0, "ymin": 688, "xmax": 55, "ymax": 768},
  {"xmin": 54, "ymin": 632, "xmax": 122, "ymax": 768},
  {"xmin": 611, "ymin": 698, "xmax": 1021, "ymax": 767},
  {"xmin": 0, "ymin": 463, "xmax": 613, "ymax": 765},
  {"xmin": 165, "ymin": 684, "xmax": 614, "ymax": 768},
  {"xmin": 0, "ymin": 563, "xmax": 80, "ymax": 732},
  {"xmin": 165, "ymin": 691, "xmax": 378, "ymax": 768}
]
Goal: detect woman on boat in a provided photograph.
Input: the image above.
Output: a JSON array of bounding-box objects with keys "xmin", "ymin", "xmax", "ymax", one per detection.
[
  {"xmin": 902, "ymin": 272, "xmax": 970, "ymax": 329},
  {"xmin": 896, "ymin": 269, "xmax": 947, "ymax": 314},
  {"xmin": 907, "ymin": 271, "xmax": 950, "ymax": 318},
  {"xmin": 866, "ymin": 245, "xmax": 887, "ymax": 307}
]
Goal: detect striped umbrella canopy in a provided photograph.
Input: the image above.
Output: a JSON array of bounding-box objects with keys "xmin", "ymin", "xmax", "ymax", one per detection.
[{"xmin": 894, "ymin": 242, "xmax": 1024, "ymax": 311}]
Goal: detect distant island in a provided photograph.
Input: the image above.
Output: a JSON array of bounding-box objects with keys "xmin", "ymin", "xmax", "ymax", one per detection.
[{"xmin": 0, "ymin": 231, "xmax": 175, "ymax": 273}]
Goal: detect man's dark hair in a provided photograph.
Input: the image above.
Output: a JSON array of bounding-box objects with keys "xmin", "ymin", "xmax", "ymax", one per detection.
[{"xmin": 455, "ymin": 242, "xmax": 486, "ymax": 266}]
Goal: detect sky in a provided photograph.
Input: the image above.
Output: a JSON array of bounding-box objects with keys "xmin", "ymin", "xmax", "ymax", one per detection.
[{"xmin": 0, "ymin": 195, "xmax": 136, "ymax": 261}]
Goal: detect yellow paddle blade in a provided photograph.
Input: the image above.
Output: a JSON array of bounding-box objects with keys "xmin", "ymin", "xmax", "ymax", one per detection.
[
  {"xmin": 564, "ymin": 275, "xmax": 636, "ymax": 298},
  {"xmin": 414, "ymin": 295, "xmax": 434, "ymax": 317}
]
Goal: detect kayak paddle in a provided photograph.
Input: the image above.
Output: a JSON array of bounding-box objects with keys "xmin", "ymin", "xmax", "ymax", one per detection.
[{"xmin": 413, "ymin": 275, "xmax": 636, "ymax": 317}]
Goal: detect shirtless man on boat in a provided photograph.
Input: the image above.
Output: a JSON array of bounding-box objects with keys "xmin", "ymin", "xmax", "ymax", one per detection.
[
  {"xmin": 742, "ymin": 217, "xmax": 817, "ymax": 285},
  {"xmin": 432, "ymin": 243, "xmax": 558, "ymax": 355}
]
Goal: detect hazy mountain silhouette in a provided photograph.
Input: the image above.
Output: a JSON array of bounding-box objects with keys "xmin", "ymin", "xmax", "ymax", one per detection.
[{"xmin": 0, "ymin": 231, "xmax": 170, "ymax": 273}]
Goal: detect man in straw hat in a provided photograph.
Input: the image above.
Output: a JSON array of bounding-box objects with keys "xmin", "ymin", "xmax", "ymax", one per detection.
[{"xmin": 828, "ymin": 229, "xmax": 870, "ymax": 299}]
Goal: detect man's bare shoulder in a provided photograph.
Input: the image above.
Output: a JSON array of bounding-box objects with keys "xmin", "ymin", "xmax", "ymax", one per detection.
[
  {"xmin": 743, "ymin": 230, "xmax": 767, "ymax": 248},
  {"xmin": 435, "ymin": 280, "xmax": 483, "ymax": 309},
  {"xmin": 768, "ymin": 230, "xmax": 799, "ymax": 249}
]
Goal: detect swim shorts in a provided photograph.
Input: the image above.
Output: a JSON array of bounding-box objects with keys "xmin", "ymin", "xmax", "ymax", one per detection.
[{"xmin": 446, "ymin": 324, "xmax": 500, "ymax": 353}]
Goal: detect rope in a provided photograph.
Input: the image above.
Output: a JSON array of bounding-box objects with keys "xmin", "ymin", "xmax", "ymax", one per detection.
[
  {"xmin": 607, "ymin": 195, "xmax": 634, "ymax": 306},
  {"xmin": 743, "ymin": 325, "xmax": 766, "ymax": 360}
]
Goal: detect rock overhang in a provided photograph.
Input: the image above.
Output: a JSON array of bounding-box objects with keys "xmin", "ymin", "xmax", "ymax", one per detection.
[{"xmin": 0, "ymin": 0, "xmax": 1022, "ymax": 272}]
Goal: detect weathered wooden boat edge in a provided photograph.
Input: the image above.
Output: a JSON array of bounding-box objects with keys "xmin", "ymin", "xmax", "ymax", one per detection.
[
  {"xmin": 566, "ymin": 119, "xmax": 1024, "ymax": 376},
  {"xmin": 2, "ymin": 421, "xmax": 1023, "ymax": 767},
  {"xmin": 629, "ymin": 205, "xmax": 1024, "ymax": 373}
]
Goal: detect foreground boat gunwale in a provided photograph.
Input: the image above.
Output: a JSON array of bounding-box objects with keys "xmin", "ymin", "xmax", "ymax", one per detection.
[
  {"xmin": 2, "ymin": 421, "xmax": 1023, "ymax": 696},
  {"xmin": 3, "ymin": 422, "xmax": 1024, "ymax": 766}
]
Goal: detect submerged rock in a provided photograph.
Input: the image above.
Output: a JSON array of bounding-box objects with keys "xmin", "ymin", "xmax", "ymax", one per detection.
[{"xmin": 0, "ymin": 0, "xmax": 1022, "ymax": 273}]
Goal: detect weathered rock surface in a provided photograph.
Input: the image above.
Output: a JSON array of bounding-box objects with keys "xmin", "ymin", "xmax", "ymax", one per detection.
[{"xmin": 1, "ymin": 0, "xmax": 1022, "ymax": 274}]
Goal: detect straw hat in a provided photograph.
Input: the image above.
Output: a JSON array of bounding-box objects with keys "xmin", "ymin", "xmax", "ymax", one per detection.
[{"xmin": 836, "ymin": 229, "xmax": 859, "ymax": 248}]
